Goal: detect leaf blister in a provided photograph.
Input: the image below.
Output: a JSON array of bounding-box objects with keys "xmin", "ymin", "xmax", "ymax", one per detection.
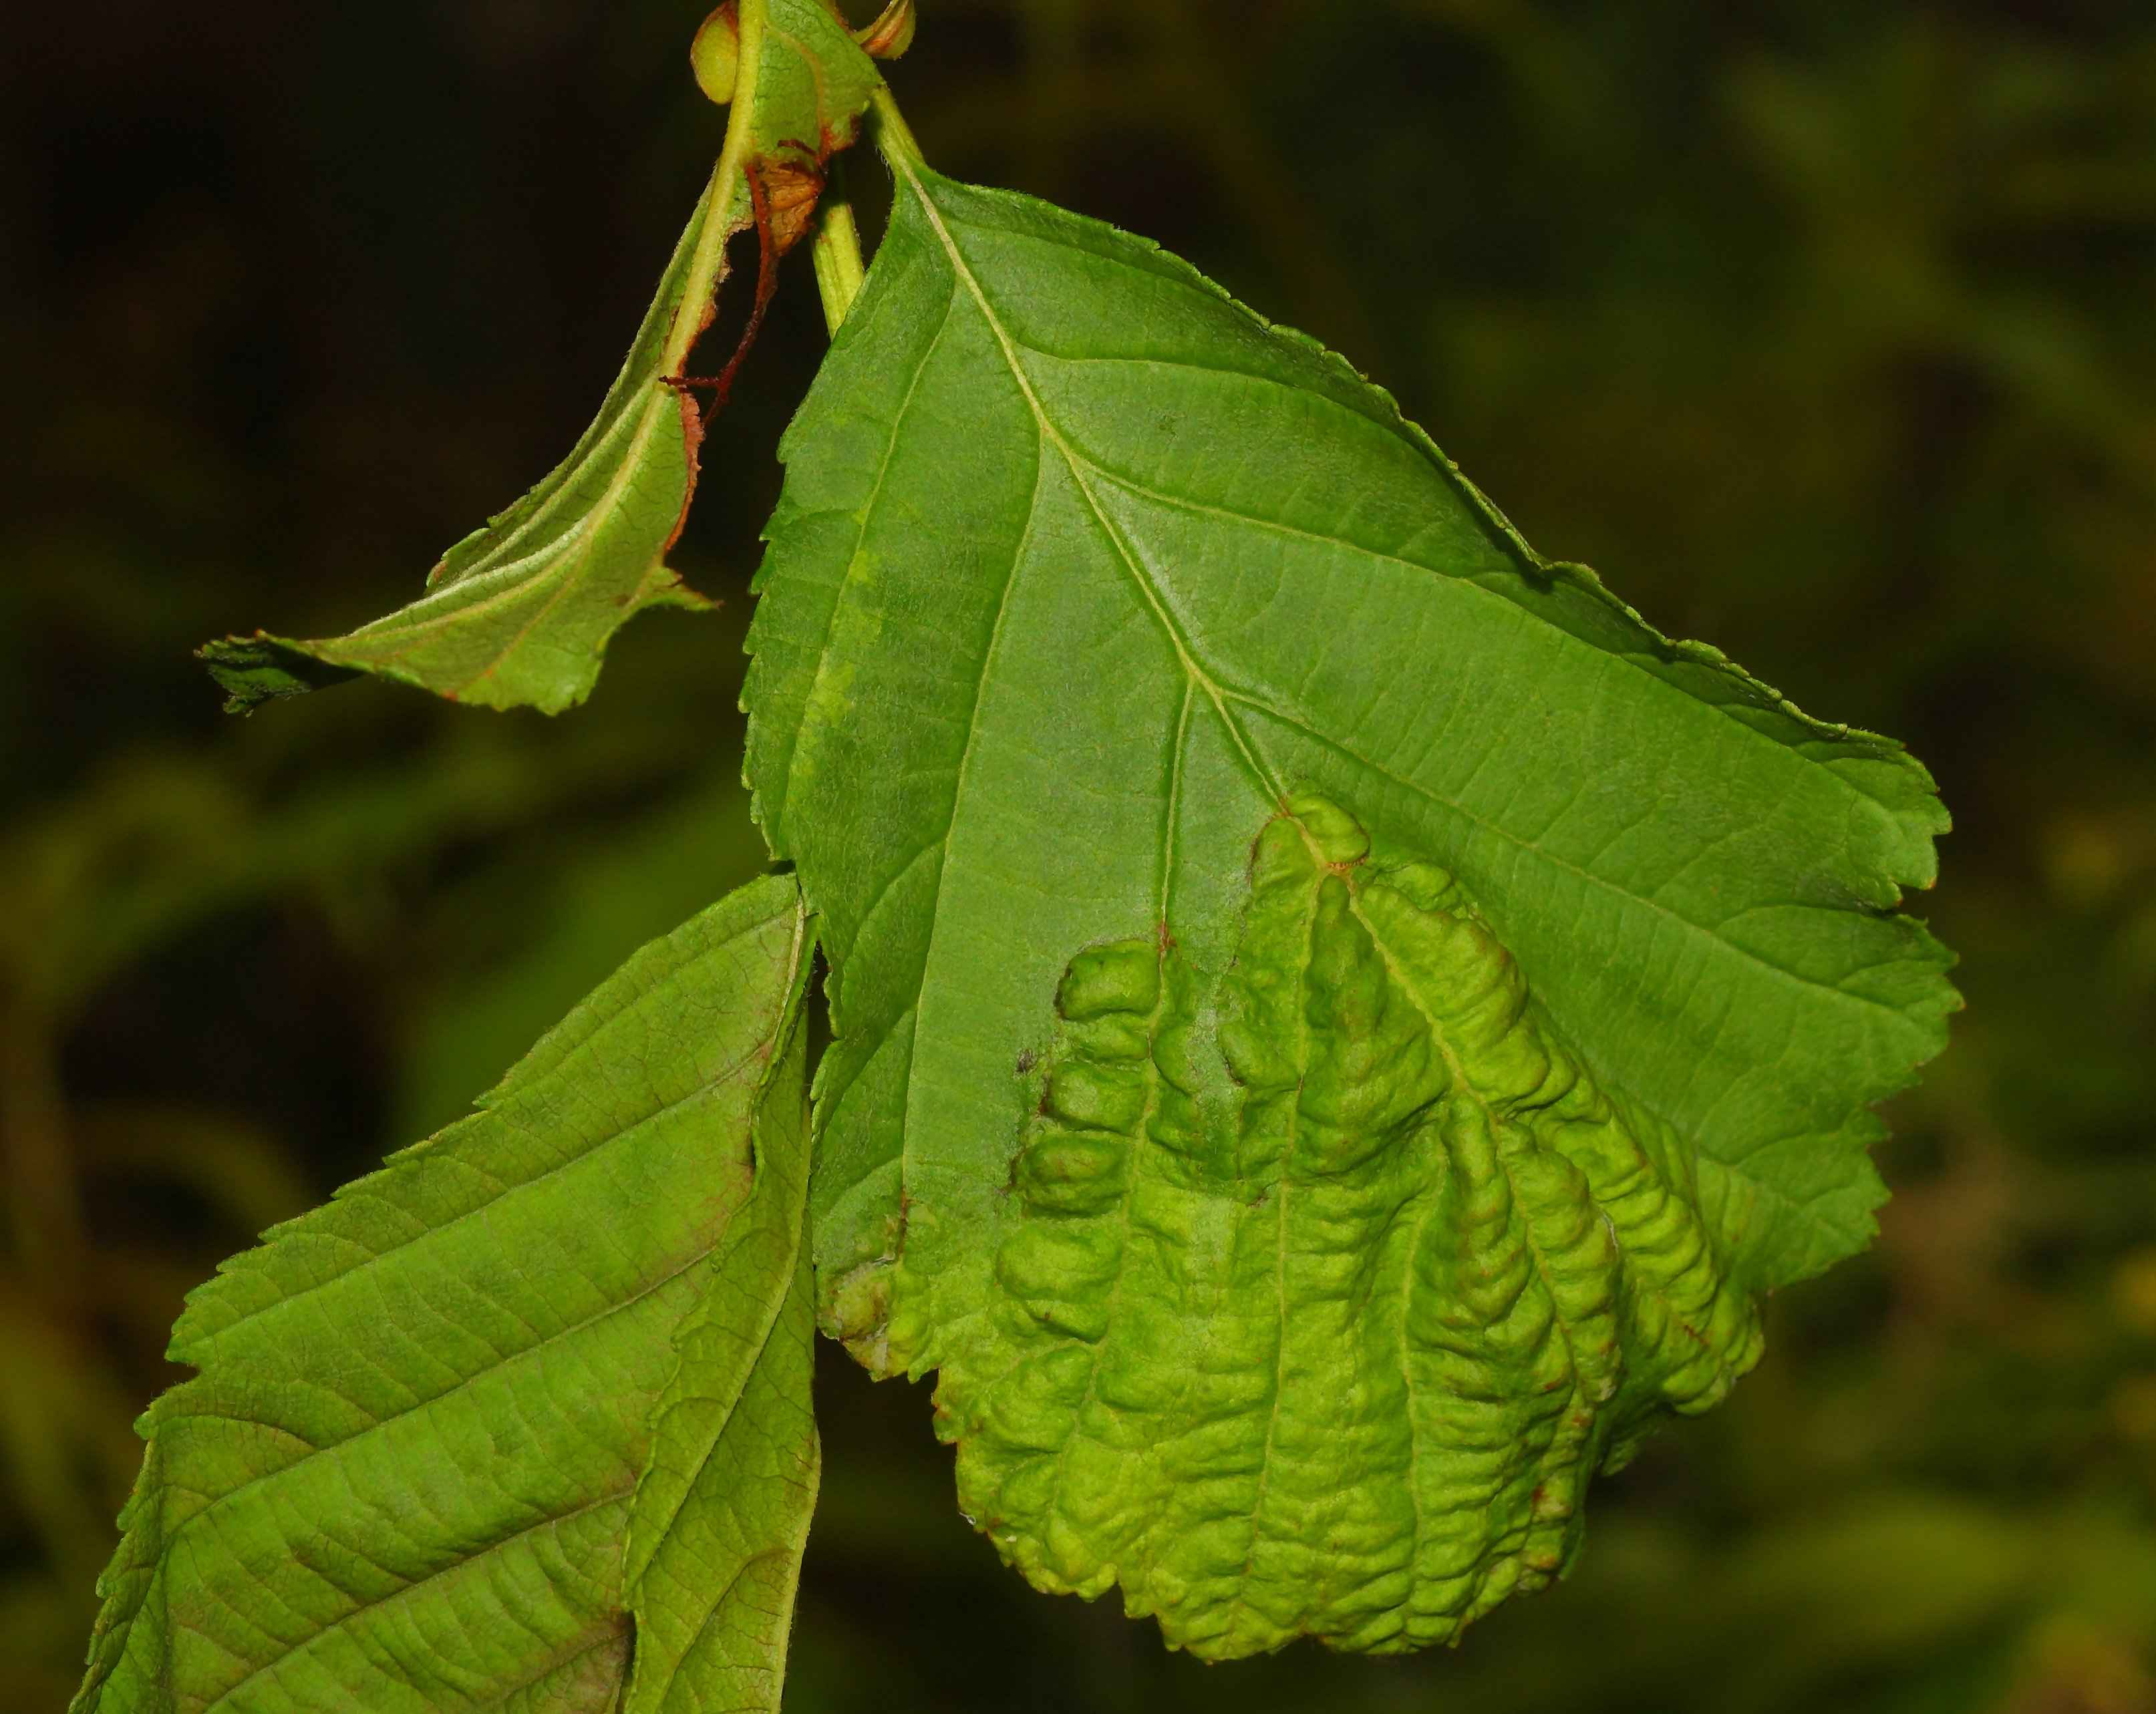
[{"xmin": 901, "ymin": 798, "xmax": 1762, "ymax": 1657}]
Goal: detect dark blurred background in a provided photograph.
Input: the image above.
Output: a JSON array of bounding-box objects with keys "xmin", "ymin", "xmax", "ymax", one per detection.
[{"xmin": 5, "ymin": 1, "xmax": 2154, "ymax": 1708}]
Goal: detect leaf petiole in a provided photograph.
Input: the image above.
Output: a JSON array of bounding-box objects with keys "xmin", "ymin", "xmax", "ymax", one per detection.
[
  {"xmin": 869, "ymin": 82, "xmax": 927, "ymax": 171},
  {"xmin": 811, "ymin": 154, "xmax": 869, "ymax": 333}
]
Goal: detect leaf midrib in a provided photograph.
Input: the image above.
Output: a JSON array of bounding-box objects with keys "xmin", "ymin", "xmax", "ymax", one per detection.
[
  {"xmin": 912, "ymin": 216, "xmax": 1932, "ymax": 802},
  {"xmin": 887, "ymin": 158, "xmax": 1928, "ymax": 1035},
  {"xmin": 893, "ymin": 160, "xmax": 1285, "ymax": 804}
]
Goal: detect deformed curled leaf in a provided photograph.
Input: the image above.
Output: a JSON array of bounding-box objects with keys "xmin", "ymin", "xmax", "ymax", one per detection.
[
  {"xmin": 744, "ymin": 149, "xmax": 1957, "ymax": 1654},
  {"xmin": 74, "ymin": 874, "xmax": 820, "ymax": 1714},
  {"xmin": 202, "ymin": 0, "xmax": 882, "ymax": 716},
  {"xmin": 853, "ymin": 0, "xmax": 917, "ymax": 61},
  {"xmin": 914, "ymin": 795, "xmax": 1762, "ymax": 1656}
]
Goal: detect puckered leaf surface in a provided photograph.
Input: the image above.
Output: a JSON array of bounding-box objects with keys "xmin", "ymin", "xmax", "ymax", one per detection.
[
  {"xmin": 743, "ymin": 153, "xmax": 1956, "ymax": 1655},
  {"xmin": 201, "ymin": 0, "xmax": 881, "ymax": 715},
  {"xmin": 75, "ymin": 873, "xmax": 819, "ymax": 1713}
]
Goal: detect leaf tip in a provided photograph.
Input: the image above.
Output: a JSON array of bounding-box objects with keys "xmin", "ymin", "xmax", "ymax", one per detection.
[{"xmin": 196, "ymin": 633, "xmax": 359, "ymax": 714}]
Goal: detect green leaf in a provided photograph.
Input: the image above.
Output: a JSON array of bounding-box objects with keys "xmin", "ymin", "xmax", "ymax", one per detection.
[
  {"xmin": 202, "ymin": 0, "xmax": 881, "ymax": 716},
  {"xmin": 74, "ymin": 873, "xmax": 820, "ymax": 1713},
  {"xmin": 744, "ymin": 150, "xmax": 1956, "ymax": 1655}
]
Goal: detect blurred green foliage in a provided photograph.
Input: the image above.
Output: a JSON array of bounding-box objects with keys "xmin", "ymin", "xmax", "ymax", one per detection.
[{"xmin": 4, "ymin": 1, "xmax": 2152, "ymax": 1709}]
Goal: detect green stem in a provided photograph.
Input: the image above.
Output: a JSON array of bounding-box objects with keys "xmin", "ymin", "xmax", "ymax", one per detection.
[
  {"xmin": 665, "ymin": 0, "xmax": 770, "ymax": 375},
  {"xmin": 812, "ymin": 155, "xmax": 869, "ymax": 334},
  {"xmin": 818, "ymin": 83, "xmax": 927, "ymax": 334},
  {"xmin": 870, "ymin": 83, "xmax": 927, "ymax": 172}
]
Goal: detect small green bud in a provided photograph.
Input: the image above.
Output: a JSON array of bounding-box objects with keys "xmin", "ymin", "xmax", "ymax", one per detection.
[{"xmin": 690, "ymin": 5, "xmax": 740, "ymax": 106}]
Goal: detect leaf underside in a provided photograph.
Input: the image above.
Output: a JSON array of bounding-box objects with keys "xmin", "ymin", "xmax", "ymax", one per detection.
[
  {"xmin": 743, "ymin": 161, "xmax": 1956, "ymax": 1655},
  {"xmin": 74, "ymin": 874, "xmax": 819, "ymax": 1714},
  {"xmin": 201, "ymin": 0, "xmax": 881, "ymax": 717}
]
